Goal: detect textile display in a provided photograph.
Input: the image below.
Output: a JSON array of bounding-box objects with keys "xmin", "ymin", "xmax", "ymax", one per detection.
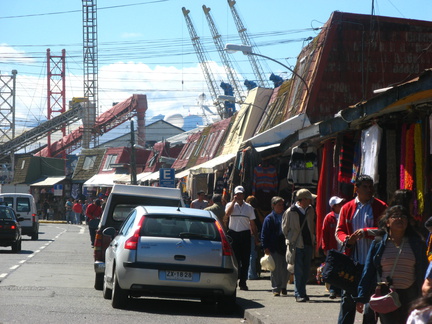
[
  {"xmin": 321, "ymin": 248, "xmax": 362, "ymax": 295},
  {"xmin": 399, "ymin": 124, "xmax": 407, "ymax": 189},
  {"xmin": 404, "ymin": 124, "xmax": 415, "ymax": 190},
  {"xmin": 338, "ymin": 133, "xmax": 355, "ymax": 184},
  {"xmin": 414, "ymin": 123, "xmax": 424, "ymax": 215},
  {"xmin": 360, "ymin": 124, "xmax": 382, "ymax": 183},
  {"xmin": 287, "ymin": 144, "xmax": 318, "ymax": 190},
  {"xmin": 252, "ymin": 165, "xmax": 278, "ymax": 195},
  {"xmin": 316, "ymin": 140, "xmax": 333, "ymax": 252}
]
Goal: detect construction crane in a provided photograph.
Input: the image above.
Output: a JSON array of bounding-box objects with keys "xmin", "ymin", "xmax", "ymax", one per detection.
[
  {"xmin": 182, "ymin": 7, "xmax": 229, "ymax": 119},
  {"xmin": 82, "ymin": 0, "xmax": 99, "ymax": 148},
  {"xmin": 0, "ymin": 102, "xmax": 84, "ymax": 161},
  {"xmin": 202, "ymin": 5, "xmax": 245, "ymax": 103},
  {"xmin": 227, "ymin": 0, "xmax": 270, "ymax": 88}
]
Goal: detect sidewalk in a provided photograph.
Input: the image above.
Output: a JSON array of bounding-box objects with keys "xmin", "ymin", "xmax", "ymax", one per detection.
[{"xmin": 236, "ymin": 271, "xmax": 342, "ymax": 324}]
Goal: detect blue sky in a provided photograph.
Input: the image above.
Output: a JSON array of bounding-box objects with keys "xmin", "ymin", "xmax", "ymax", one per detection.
[{"xmin": 1, "ymin": 0, "xmax": 431, "ymax": 139}]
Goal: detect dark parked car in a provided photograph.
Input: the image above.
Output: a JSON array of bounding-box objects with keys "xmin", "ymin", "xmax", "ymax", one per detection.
[{"xmin": 0, "ymin": 203, "xmax": 24, "ymax": 252}]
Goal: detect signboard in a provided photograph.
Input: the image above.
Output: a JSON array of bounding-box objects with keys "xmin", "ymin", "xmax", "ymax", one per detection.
[
  {"xmin": 54, "ymin": 184, "xmax": 63, "ymax": 196},
  {"xmin": 159, "ymin": 168, "xmax": 175, "ymax": 188}
]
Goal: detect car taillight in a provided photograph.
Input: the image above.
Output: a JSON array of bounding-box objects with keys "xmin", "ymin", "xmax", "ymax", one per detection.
[
  {"xmin": 124, "ymin": 215, "xmax": 145, "ymax": 250},
  {"xmin": 32, "ymin": 213, "xmax": 37, "ymax": 221},
  {"xmin": 94, "ymin": 231, "xmax": 103, "ymax": 250},
  {"xmin": 215, "ymin": 221, "xmax": 233, "ymax": 256},
  {"xmin": 11, "ymin": 225, "xmax": 16, "ymax": 229}
]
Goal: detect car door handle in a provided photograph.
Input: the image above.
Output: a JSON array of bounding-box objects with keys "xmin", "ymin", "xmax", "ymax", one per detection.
[{"xmin": 174, "ymin": 255, "xmax": 186, "ymax": 261}]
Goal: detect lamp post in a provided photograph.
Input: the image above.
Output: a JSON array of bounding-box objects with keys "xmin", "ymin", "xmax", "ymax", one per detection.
[{"xmin": 224, "ymin": 44, "xmax": 310, "ymax": 96}]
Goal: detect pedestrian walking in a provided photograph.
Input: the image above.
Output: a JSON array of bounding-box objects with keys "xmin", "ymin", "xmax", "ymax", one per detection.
[
  {"xmin": 72, "ymin": 199, "xmax": 83, "ymax": 224},
  {"xmin": 321, "ymin": 196, "xmax": 345, "ymax": 299},
  {"xmin": 335, "ymin": 174, "xmax": 388, "ymax": 324},
  {"xmin": 282, "ymin": 188, "xmax": 316, "ymax": 302},
  {"xmin": 64, "ymin": 198, "xmax": 73, "ymax": 224},
  {"xmin": 86, "ymin": 199, "xmax": 102, "ymax": 247},
  {"xmin": 225, "ymin": 185, "xmax": 258, "ymax": 291},
  {"xmin": 261, "ymin": 196, "xmax": 288, "ymax": 296},
  {"xmin": 355, "ymin": 205, "xmax": 428, "ymax": 324}
]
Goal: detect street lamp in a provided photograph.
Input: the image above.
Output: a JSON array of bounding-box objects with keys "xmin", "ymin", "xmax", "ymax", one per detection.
[{"xmin": 224, "ymin": 44, "xmax": 310, "ymax": 96}]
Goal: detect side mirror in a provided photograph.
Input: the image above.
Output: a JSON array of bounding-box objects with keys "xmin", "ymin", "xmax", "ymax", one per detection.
[{"xmin": 102, "ymin": 227, "xmax": 116, "ymax": 240}]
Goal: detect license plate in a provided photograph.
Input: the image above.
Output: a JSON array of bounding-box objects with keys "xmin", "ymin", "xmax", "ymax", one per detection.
[{"xmin": 165, "ymin": 270, "xmax": 193, "ymax": 281}]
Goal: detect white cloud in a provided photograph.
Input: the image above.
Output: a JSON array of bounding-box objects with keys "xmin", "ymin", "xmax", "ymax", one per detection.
[{"xmin": 0, "ymin": 44, "xmax": 35, "ymax": 65}]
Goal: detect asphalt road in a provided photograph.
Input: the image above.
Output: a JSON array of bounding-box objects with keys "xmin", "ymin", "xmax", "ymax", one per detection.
[{"xmin": 0, "ymin": 223, "xmax": 244, "ymax": 324}]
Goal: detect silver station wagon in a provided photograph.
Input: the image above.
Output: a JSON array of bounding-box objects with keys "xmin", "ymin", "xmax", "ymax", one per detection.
[{"xmin": 102, "ymin": 206, "xmax": 238, "ymax": 311}]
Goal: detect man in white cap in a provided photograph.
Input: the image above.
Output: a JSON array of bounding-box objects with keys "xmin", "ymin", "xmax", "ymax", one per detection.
[
  {"xmin": 282, "ymin": 188, "xmax": 316, "ymax": 302},
  {"xmin": 321, "ymin": 195, "xmax": 345, "ymax": 299},
  {"xmin": 225, "ymin": 185, "xmax": 258, "ymax": 291}
]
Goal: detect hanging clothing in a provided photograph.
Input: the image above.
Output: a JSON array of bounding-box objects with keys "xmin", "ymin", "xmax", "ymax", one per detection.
[
  {"xmin": 252, "ymin": 165, "xmax": 278, "ymax": 195},
  {"xmin": 360, "ymin": 124, "xmax": 382, "ymax": 183},
  {"xmin": 287, "ymin": 145, "xmax": 318, "ymax": 191}
]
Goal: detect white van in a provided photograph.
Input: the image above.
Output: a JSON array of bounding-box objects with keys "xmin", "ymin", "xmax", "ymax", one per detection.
[{"xmin": 0, "ymin": 193, "xmax": 39, "ymax": 240}]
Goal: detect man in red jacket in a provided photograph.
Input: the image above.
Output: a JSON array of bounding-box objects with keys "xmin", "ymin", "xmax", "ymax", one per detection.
[
  {"xmin": 86, "ymin": 199, "xmax": 102, "ymax": 247},
  {"xmin": 335, "ymin": 174, "xmax": 387, "ymax": 324}
]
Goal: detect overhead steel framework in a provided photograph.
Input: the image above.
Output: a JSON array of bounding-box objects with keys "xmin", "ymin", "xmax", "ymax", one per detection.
[
  {"xmin": 0, "ymin": 102, "xmax": 84, "ymax": 162},
  {"xmin": 182, "ymin": 7, "xmax": 225, "ymax": 119},
  {"xmin": 227, "ymin": 0, "xmax": 270, "ymax": 88},
  {"xmin": 202, "ymin": 5, "xmax": 245, "ymax": 103},
  {"xmin": 46, "ymin": 49, "xmax": 66, "ymax": 157},
  {"xmin": 82, "ymin": 0, "xmax": 98, "ymax": 148}
]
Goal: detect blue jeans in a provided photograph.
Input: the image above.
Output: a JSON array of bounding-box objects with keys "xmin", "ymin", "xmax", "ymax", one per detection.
[
  {"xmin": 293, "ymin": 245, "xmax": 313, "ymax": 298},
  {"xmin": 337, "ymin": 290, "xmax": 376, "ymax": 324},
  {"xmin": 248, "ymin": 236, "xmax": 259, "ymax": 279}
]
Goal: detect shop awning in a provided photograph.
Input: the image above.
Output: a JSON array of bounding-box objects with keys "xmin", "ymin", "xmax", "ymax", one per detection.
[
  {"xmin": 83, "ymin": 173, "xmax": 125, "ymax": 187},
  {"xmin": 176, "ymin": 153, "xmax": 236, "ymax": 178},
  {"xmin": 247, "ymin": 113, "xmax": 310, "ymax": 148},
  {"xmin": 31, "ymin": 176, "xmax": 66, "ymax": 187}
]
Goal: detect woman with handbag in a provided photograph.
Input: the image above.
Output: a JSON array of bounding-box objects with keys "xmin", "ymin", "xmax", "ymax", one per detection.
[
  {"xmin": 355, "ymin": 205, "xmax": 428, "ymax": 324},
  {"xmin": 261, "ymin": 196, "xmax": 288, "ymax": 297}
]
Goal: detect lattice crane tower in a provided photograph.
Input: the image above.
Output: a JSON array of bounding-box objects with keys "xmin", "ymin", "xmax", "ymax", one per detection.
[
  {"xmin": 182, "ymin": 7, "xmax": 226, "ymax": 119},
  {"xmin": 227, "ymin": 0, "xmax": 270, "ymax": 88},
  {"xmin": 46, "ymin": 49, "xmax": 66, "ymax": 157},
  {"xmin": 202, "ymin": 5, "xmax": 245, "ymax": 103},
  {"xmin": 82, "ymin": 0, "xmax": 98, "ymax": 148}
]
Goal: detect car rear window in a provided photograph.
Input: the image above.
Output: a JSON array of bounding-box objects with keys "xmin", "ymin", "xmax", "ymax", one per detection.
[
  {"xmin": 141, "ymin": 216, "xmax": 220, "ymax": 241},
  {"xmin": 3, "ymin": 197, "xmax": 14, "ymax": 208},
  {"xmin": 0, "ymin": 208, "xmax": 14, "ymax": 220},
  {"xmin": 16, "ymin": 198, "xmax": 30, "ymax": 212},
  {"xmin": 109, "ymin": 194, "xmax": 181, "ymax": 223}
]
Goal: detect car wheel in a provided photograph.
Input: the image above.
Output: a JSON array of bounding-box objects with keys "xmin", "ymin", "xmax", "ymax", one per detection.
[
  {"xmin": 94, "ymin": 273, "xmax": 104, "ymax": 290},
  {"xmin": 11, "ymin": 240, "xmax": 20, "ymax": 253},
  {"xmin": 112, "ymin": 272, "xmax": 128, "ymax": 309},
  {"xmin": 31, "ymin": 231, "xmax": 39, "ymax": 240},
  {"xmin": 217, "ymin": 291, "xmax": 237, "ymax": 314},
  {"xmin": 103, "ymin": 276, "xmax": 112, "ymax": 300}
]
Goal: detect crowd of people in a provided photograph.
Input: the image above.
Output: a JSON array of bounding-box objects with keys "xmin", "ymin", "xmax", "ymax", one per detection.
[
  {"xmin": 205, "ymin": 174, "xmax": 432, "ymax": 324},
  {"xmin": 52, "ymin": 174, "xmax": 432, "ymax": 323}
]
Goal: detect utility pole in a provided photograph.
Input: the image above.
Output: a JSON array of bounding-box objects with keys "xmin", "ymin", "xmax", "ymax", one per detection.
[{"xmin": 130, "ymin": 119, "xmax": 137, "ymax": 185}]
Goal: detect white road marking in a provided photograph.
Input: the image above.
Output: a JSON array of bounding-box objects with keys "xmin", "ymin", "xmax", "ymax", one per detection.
[
  {"xmin": 0, "ymin": 273, "xmax": 7, "ymax": 278},
  {"xmin": 9, "ymin": 265, "xmax": 19, "ymax": 270}
]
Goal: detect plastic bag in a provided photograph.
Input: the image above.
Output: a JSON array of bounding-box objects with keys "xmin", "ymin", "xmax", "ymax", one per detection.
[{"xmin": 260, "ymin": 254, "xmax": 276, "ymax": 271}]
